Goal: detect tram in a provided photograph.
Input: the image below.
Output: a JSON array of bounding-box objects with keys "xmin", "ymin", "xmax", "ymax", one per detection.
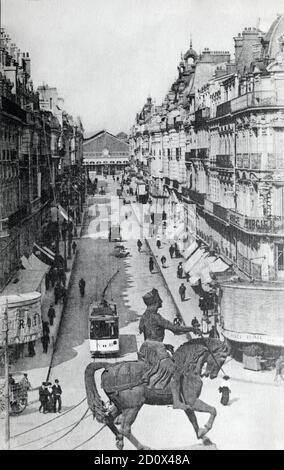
[{"xmin": 88, "ymin": 271, "xmax": 120, "ymax": 356}]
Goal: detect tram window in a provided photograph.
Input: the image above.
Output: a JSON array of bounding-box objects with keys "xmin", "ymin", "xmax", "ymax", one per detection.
[{"xmin": 90, "ymin": 320, "xmax": 118, "ymax": 339}]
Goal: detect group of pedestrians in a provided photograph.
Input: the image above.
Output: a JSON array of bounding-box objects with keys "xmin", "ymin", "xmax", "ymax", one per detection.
[
  {"xmin": 39, "ymin": 379, "xmax": 62, "ymax": 414},
  {"xmin": 169, "ymin": 243, "xmax": 182, "ymax": 259}
]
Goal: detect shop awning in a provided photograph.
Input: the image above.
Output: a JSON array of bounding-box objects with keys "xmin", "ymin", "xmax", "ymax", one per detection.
[
  {"xmin": 183, "ymin": 241, "xmax": 198, "ymax": 260},
  {"xmin": 33, "ymin": 243, "xmax": 55, "ymax": 265},
  {"xmin": 209, "ymin": 257, "xmax": 230, "ymax": 273},
  {"xmin": 50, "ymin": 204, "xmax": 74, "ymax": 223},
  {"xmin": 184, "ymin": 247, "xmax": 206, "ymax": 273},
  {"xmin": 3, "ymin": 254, "xmax": 49, "ymax": 296}
]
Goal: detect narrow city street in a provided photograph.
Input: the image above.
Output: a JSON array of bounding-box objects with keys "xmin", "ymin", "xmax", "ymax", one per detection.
[{"xmin": 5, "ymin": 178, "xmax": 284, "ymax": 450}]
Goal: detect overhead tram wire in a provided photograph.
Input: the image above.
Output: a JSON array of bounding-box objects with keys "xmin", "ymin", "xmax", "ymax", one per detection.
[
  {"xmin": 39, "ymin": 407, "xmax": 89, "ymax": 449},
  {"xmin": 11, "ymin": 397, "xmax": 86, "ymax": 439},
  {"xmin": 71, "ymin": 424, "xmax": 107, "ymax": 450},
  {"xmin": 11, "ymin": 412, "xmax": 92, "ymax": 450}
]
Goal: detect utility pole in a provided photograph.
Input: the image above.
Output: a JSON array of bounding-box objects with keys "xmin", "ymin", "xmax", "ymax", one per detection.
[
  {"xmin": 2, "ymin": 298, "xmax": 10, "ymax": 450},
  {"xmin": 67, "ymin": 177, "xmax": 72, "ymax": 260}
]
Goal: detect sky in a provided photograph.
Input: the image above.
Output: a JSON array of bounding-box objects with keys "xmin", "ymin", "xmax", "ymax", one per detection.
[{"xmin": 2, "ymin": 0, "xmax": 284, "ymax": 135}]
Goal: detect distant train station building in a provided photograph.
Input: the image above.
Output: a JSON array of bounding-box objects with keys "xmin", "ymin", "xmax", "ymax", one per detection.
[{"xmin": 83, "ymin": 130, "xmax": 130, "ymax": 178}]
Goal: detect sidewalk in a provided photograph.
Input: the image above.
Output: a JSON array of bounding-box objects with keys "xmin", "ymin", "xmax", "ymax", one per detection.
[
  {"xmin": 8, "ymin": 209, "xmax": 86, "ymax": 385},
  {"xmin": 130, "ymin": 200, "xmax": 281, "ymax": 388}
]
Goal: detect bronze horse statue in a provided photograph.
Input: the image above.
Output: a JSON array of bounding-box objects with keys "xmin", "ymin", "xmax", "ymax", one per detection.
[{"xmin": 85, "ymin": 338, "xmax": 230, "ymax": 450}]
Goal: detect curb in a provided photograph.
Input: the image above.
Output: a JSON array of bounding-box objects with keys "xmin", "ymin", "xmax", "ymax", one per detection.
[
  {"xmin": 45, "ymin": 209, "xmax": 86, "ymax": 382},
  {"xmin": 144, "ymin": 238, "xmax": 186, "ymax": 326},
  {"xmin": 129, "ymin": 199, "xmax": 187, "ymax": 326}
]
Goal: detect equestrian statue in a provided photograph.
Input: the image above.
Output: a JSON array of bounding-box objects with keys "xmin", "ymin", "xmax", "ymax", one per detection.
[{"xmin": 85, "ymin": 288, "xmax": 230, "ymax": 450}]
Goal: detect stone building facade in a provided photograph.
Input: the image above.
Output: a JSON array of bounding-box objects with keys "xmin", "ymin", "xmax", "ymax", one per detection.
[
  {"xmin": 0, "ymin": 30, "xmax": 84, "ymax": 291},
  {"xmin": 130, "ymin": 16, "xmax": 284, "ymax": 284},
  {"xmin": 130, "ymin": 15, "xmax": 284, "ymax": 354}
]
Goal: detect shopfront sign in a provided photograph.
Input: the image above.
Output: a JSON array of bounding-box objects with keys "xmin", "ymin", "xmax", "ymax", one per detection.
[
  {"xmin": 223, "ymin": 330, "xmax": 284, "ymax": 347},
  {"xmin": 0, "ymin": 293, "xmax": 42, "ymax": 345}
]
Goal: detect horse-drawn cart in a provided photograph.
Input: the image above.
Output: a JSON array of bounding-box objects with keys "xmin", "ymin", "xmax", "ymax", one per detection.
[{"xmin": 0, "ymin": 380, "xmax": 28, "ymax": 416}]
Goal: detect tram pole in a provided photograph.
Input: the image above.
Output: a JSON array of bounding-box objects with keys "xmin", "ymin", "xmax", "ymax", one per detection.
[{"xmin": 3, "ymin": 298, "xmax": 10, "ymax": 450}]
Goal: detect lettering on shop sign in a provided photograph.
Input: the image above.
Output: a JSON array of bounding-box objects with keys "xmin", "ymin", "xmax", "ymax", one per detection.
[
  {"xmin": 244, "ymin": 218, "xmax": 274, "ymax": 231},
  {"xmin": 223, "ymin": 330, "xmax": 284, "ymax": 347}
]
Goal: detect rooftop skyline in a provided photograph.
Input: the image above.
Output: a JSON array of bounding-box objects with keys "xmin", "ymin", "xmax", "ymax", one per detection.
[{"xmin": 2, "ymin": 0, "xmax": 284, "ymax": 135}]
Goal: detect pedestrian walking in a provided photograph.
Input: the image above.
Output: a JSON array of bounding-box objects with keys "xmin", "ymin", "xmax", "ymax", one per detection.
[
  {"xmin": 45, "ymin": 271, "xmax": 50, "ymax": 291},
  {"xmin": 219, "ymin": 376, "xmax": 231, "ymax": 406},
  {"xmin": 177, "ymin": 262, "xmax": 183, "ymax": 279},
  {"xmin": 49, "ymin": 267, "xmax": 56, "ymax": 288},
  {"xmin": 169, "ymin": 245, "xmax": 174, "ymax": 259},
  {"xmin": 61, "ymin": 287, "xmax": 67, "ymax": 307},
  {"xmin": 19, "ymin": 373, "xmax": 32, "ymax": 404},
  {"xmin": 137, "ymin": 239, "xmax": 142, "ymax": 252},
  {"xmin": 72, "ymin": 240, "xmax": 77, "ymax": 255},
  {"xmin": 209, "ymin": 325, "xmax": 220, "ymax": 339},
  {"xmin": 199, "ymin": 296, "xmax": 209, "ymax": 315},
  {"xmin": 52, "ymin": 379, "xmax": 62, "ymax": 413},
  {"xmin": 28, "ymin": 340, "xmax": 35, "ymax": 357},
  {"xmin": 191, "ymin": 316, "xmax": 200, "ymax": 329},
  {"xmin": 156, "ymin": 238, "xmax": 161, "ymax": 249},
  {"xmin": 54, "ymin": 282, "xmax": 61, "ymax": 305},
  {"xmin": 39, "ymin": 382, "xmax": 48, "ymax": 413},
  {"xmin": 59, "ymin": 268, "xmax": 66, "ymax": 287},
  {"xmin": 161, "ymin": 255, "xmax": 167, "ymax": 268},
  {"xmin": 43, "ymin": 321, "xmax": 50, "ymax": 336},
  {"xmin": 274, "ymin": 355, "xmax": 284, "ymax": 383},
  {"xmin": 178, "ymin": 283, "xmax": 186, "ymax": 301},
  {"xmin": 149, "ymin": 256, "xmax": 154, "ymax": 273},
  {"xmin": 41, "ymin": 334, "xmax": 50, "ymax": 354},
  {"xmin": 47, "ymin": 304, "xmax": 56, "ymax": 326},
  {"xmin": 201, "ymin": 312, "xmax": 210, "ymax": 334},
  {"xmin": 79, "ymin": 278, "xmax": 86, "ymax": 297},
  {"xmin": 185, "ymin": 271, "xmax": 190, "ymax": 282}
]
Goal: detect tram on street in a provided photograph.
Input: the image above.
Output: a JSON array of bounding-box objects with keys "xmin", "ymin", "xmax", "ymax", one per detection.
[
  {"xmin": 88, "ymin": 271, "xmax": 120, "ymax": 356},
  {"xmin": 89, "ymin": 300, "xmax": 119, "ymax": 355}
]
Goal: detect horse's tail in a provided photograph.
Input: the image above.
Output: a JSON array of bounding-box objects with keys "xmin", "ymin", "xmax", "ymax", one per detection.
[{"xmin": 84, "ymin": 362, "xmax": 110, "ymax": 423}]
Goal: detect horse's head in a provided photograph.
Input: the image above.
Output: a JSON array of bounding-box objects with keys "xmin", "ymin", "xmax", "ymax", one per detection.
[{"xmin": 202, "ymin": 339, "xmax": 230, "ymax": 379}]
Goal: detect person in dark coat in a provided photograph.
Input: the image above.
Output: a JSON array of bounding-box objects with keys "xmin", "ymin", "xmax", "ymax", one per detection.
[
  {"xmin": 72, "ymin": 241, "xmax": 77, "ymax": 255},
  {"xmin": 178, "ymin": 283, "xmax": 186, "ymax": 301},
  {"xmin": 169, "ymin": 245, "xmax": 175, "ymax": 259},
  {"xmin": 28, "ymin": 341, "xmax": 36, "ymax": 357},
  {"xmin": 54, "ymin": 282, "xmax": 61, "ymax": 305},
  {"xmin": 52, "ymin": 379, "xmax": 62, "ymax": 413},
  {"xmin": 39, "ymin": 382, "xmax": 48, "ymax": 413},
  {"xmin": 45, "ymin": 272, "xmax": 50, "ymax": 291},
  {"xmin": 137, "ymin": 239, "xmax": 142, "ymax": 252},
  {"xmin": 191, "ymin": 317, "xmax": 200, "ymax": 329},
  {"xmin": 156, "ymin": 239, "xmax": 161, "ymax": 249},
  {"xmin": 209, "ymin": 325, "xmax": 220, "ymax": 339},
  {"xmin": 149, "ymin": 257, "xmax": 154, "ymax": 273},
  {"xmin": 177, "ymin": 262, "xmax": 183, "ymax": 279},
  {"xmin": 47, "ymin": 304, "xmax": 56, "ymax": 326},
  {"xmin": 161, "ymin": 255, "xmax": 166, "ymax": 268},
  {"xmin": 41, "ymin": 334, "xmax": 50, "ymax": 354},
  {"xmin": 219, "ymin": 376, "xmax": 231, "ymax": 406}
]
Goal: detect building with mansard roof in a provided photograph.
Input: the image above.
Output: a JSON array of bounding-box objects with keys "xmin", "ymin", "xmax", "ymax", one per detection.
[
  {"xmin": 83, "ymin": 130, "xmax": 129, "ymax": 178},
  {"xmin": 130, "ymin": 15, "xmax": 284, "ymax": 359}
]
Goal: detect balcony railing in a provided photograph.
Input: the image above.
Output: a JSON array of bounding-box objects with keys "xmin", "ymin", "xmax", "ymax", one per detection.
[
  {"xmin": 229, "ymin": 210, "xmax": 284, "ymax": 233},
  {"xmin": 236, "ymin": 153, "xmax": 261, "ymax": 169},
  {"xmin": 194, "ymin": 107, "xmax": 210, "ymax": 126},
  {"xmin": 183, "ymin": 188, "xmax": 205, "ymax": 206},
  {"xmin": 215, "ymin": 154, "xmax": 234, "ymax": 168},
  {"xmin": 231, "ymin": 90, "xmax": 284, "ymax": 113},
  {"xmin": 1, "ymin": 95, "xmax": 27, "ymax": 122},
  {"xmin": 216, "ymin": 100, "xmax": 232, "ymax": 117},
  {"xmin": 204, "ymin": 200, "xmax": 229, "ymax": 222}
]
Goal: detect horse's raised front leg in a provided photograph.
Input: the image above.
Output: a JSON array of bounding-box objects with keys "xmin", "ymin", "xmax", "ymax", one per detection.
[
  {"xmin": 192, "ymin": 398, "xmax": 217, "ymax": 439},
  {"xmin": 120, "ymin": 407, "xmax": 150, "ymax": 450}
]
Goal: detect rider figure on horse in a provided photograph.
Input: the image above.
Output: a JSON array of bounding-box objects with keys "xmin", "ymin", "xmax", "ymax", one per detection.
[{"xmin": 138, "ymin": 288, "xmax": 201, "ymax": 410}]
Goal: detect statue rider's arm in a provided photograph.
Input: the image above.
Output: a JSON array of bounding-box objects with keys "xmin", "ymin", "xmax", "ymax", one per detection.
[{"xmin": 156, "ymin": 314, "xmax": 195, "ymax": 335}]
